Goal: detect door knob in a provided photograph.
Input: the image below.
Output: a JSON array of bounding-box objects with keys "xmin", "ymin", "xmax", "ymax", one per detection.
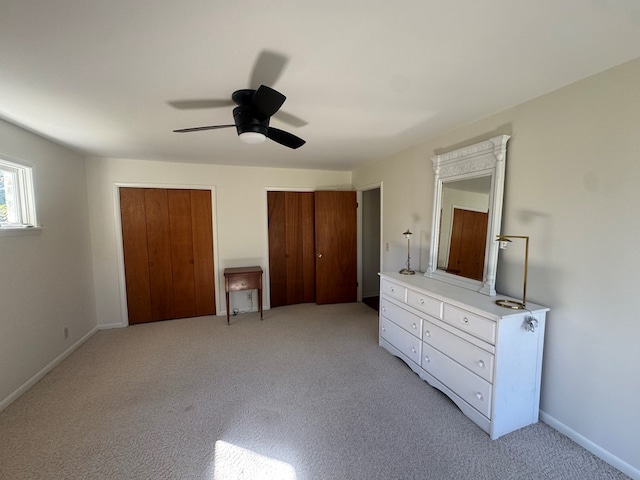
[{"xmin": 317, "ymin": 253, "xmax": 323, "ymax": 258}]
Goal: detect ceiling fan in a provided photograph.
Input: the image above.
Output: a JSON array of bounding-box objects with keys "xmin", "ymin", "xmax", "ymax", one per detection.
[
  {"xmin": 171, "ymin": 51, "xmax": 306, "ymax": 149},
  {"xmin": 173, "ymin": 85, "xmax": 305, "ymax": 149}
]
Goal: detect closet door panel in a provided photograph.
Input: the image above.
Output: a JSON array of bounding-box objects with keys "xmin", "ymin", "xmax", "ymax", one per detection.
[
  {"xmin": 191, "ymin": 189, "xmax": 216, "ymax": 316},
  {"xmin": 120, "ymin": 188, "xmax": 152, "ymax": 324},
  {"xmin": 144, "ymin": 189, "xmax": 175, "ymax": 321},
  {"xmin": 285, "ymin": 192, "xmax": 315, "ymax": 304},
  {"xmin": 300, "ymin": 193, "xmax": 316, "ymax": 302},
  {"xmin": 168, "ymin": 190, "xmax": 197, "ymax": 319},
  {"xmin": 268, "ymin": 191, "xmax": 288, "ymax": 308}
]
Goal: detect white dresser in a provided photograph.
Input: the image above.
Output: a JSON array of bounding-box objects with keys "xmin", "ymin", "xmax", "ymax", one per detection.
[{"xmin": 378, "ymin": 272, "xmax": 549, "ymax": 439}]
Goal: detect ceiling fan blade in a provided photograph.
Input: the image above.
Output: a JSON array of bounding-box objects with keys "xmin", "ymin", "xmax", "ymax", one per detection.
[
  {"xmin": 173, "ymin": 124, "xmax": 235, "ymax": 133},
  {"xmin": 273, "ymin": 110, "xmax": 308, "ymax": 128},
  {"xmin": 267, "ymin": 127, "xmax": 306, "ymax": 149},
  {"xmin": 249, "ymin": 50, "xmax": 289, "ymax": 90},
  {"xmin": 251, "ymin": 85, "xmax": 286, "ymax": 120},
  {"xmin": 168, "ymin": 99, "xmax": 234, "ymax": 110}
]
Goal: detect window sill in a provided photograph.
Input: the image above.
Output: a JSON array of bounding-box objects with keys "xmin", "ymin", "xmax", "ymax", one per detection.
[{"xmin": 0, "ymin": 226, "xmax": 42, "ymax": 237}]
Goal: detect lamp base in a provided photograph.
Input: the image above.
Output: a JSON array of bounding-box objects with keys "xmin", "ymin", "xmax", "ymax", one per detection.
[
  {"xmin": 495, "ymin": 299, "xmax": 525, "ymax": 309},
  {"xmin": 399, "ymin": 268, "xmax": 415, "ymax": 275}
]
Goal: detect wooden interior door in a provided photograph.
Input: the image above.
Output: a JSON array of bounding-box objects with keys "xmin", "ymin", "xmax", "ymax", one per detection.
[
  {"xmin": 267, "ymin": 191, "xmax": 315, "ymax": 307},
  {"xmin": 120, "ymin": 188, "xmax": 153, "ymax": 323},
  {"xmin": 447, "ymin": 208, "xmax": 488, "ymax": 281},
  {"xmin": 120, "ymin": 187, "xmax": 215, "ymax": 324},
  {"xmin": 190, "ymin": 190, "xmax": 216, "ymax": 316},
  {"xmin": 314, "ymin": 191, "xmax": 357, "ymax": 304},
  {"xmin": 145, "ymin": 189, "xmax": 175, "ymax": 321},
  {"xmin": 168, "ymin": 190, "xmax": 196, "ymax": 318},
  {"xmin": 267, "ymin": 191, "xmax": 288, "ymax": 307}
]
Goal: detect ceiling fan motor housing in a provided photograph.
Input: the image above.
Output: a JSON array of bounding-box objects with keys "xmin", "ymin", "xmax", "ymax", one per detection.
[{"xmin": 233, "ymin": 105, "xmax": 269, "ymax": 136}]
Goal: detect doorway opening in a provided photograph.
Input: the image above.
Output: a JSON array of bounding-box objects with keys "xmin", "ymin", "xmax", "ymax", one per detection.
[{"xmin": 360, "ymin": 187, "xmax": 381, "ymax": 312}]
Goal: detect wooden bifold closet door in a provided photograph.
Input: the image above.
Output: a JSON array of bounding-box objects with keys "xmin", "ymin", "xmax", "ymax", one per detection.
[
  {"xmin": 268, "ymin": 190, "xmax": 357, "ymax": 307},
  {"xmin": 268, "ymin": 191, "xmax": 316, "ymax": 307},
  {"xmin": 120, "ymin": 188, "xmax": 215, "ymax": 324}
]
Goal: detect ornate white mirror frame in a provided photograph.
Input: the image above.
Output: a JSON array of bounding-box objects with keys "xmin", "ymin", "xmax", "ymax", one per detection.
[{"xmin": 425, "ymin": 135, "xmax": 510, "ymax": 296}]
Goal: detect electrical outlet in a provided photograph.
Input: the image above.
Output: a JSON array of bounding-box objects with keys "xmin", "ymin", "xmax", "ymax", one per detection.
[
  {"xmin": 247, "ymin": 292, "xmax": 252, "ymax": 301},
  {"xmin": 64, "ymin": 327, "xmax": 69, "ymax": 340},
  {"xmin": 385, "ymin": 242, "xmax": 390, "ymax": 252}
]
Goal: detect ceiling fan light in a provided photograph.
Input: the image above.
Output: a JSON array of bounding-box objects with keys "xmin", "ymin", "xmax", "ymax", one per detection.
[{"xmin": 239, "ymin": 131, "xmax": 266, "ymax": 144}]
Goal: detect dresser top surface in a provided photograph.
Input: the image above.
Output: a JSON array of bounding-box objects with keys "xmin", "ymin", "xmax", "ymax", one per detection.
[{"xmin": 379, "ymin": 272, "xmax": 549, "ymax": 319}]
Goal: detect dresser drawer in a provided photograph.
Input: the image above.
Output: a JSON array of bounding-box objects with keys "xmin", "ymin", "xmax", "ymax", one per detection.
[
  {"xmin": 422, "ymin": 343, "xmax": 492, "ymax": 419},
  {"xmin": 380, "ymin": 298, "xmax": 422, "ymax": 339},
  {"xmin": 381, "ymin": 279, "xmax": 406, "ymax": 302},
  {"xmin": 423, "ymin": 319, "xmax": 494, "ymax": 383},
  {"xmin": 407, "ymin": 289, "xmax": 443, "ymax": 319},
  {"xmin": 380, "ymin": 317, "xmax": 421, "ymax": 365},
  {"xmin": 443, "ymin": 304, "xmax": 496, "ymax": 344}
]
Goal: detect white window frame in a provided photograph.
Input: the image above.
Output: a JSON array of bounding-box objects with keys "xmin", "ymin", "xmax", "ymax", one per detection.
[{"xmin": 0, "ymin": 156, "xmax": 39, "ymax": 233}]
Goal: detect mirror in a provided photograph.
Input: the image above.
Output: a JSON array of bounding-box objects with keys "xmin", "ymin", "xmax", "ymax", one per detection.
[{"xmin": 426, "ymin": 135, "xmax": 509, "ymax": 296}]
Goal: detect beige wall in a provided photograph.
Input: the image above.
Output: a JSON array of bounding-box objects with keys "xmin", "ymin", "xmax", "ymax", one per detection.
[
  {"xmin": 0, "ymin": 119, "xmax": 96, "ymax": 408},
  {"xmin": 353, "ymin": 58, "xmax": 640, "ymax": 476},
  {"xmin": 85, "ymin": 157, "xmax": 352, "ymax": 327}
]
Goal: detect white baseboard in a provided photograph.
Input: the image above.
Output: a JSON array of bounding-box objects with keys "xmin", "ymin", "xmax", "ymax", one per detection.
[
  {"xmin": 98, "ymin": 322, "xmax": 125, "ymax": 330},
  {"xmin": 0, "ymin": 326, "xmax": 99, "ymax": 413},
  {"xmin": 540, "ymin": 410, "xmax": 639, "ymax": 480}
]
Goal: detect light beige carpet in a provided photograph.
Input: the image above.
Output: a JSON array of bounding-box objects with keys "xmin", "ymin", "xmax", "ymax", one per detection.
[{"xmin": 0, "ymin": 302, "xmax": 629, "ymax": 479}]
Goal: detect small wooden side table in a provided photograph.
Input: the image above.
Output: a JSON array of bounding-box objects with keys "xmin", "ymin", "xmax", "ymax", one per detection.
[{"xmin": 224, "ymin": 266, "xmax": 263, "ymax": 324}]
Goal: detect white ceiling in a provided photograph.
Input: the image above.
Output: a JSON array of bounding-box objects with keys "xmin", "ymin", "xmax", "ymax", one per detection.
[{"xmin": 1, "ymin": 1, "xmax": 640, "ymax": 171}]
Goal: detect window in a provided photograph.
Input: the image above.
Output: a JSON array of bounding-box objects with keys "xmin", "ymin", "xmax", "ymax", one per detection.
[{"xmin": 0, "ymin": 157, "xmax": 38, "ymax": 229}]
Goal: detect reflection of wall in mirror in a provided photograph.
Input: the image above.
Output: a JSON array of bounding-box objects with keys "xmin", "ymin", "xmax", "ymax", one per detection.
[{"xmin": 438, "ymin": 184, "xmax": 490, "ymax": 270}]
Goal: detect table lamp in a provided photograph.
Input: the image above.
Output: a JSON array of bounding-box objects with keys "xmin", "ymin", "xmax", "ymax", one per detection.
[
  {"xmin": 495, "ymin": 235, "xmax": 529, "ymax": 309},
  {"xmin": 399, "ymin": 229, "xmax": 415, "ymax": 275}
]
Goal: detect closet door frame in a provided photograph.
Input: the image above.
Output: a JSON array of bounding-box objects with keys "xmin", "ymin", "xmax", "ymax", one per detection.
[{"xmin": 113, "ymin": 183, "xmax": 220, "ymax": 327}]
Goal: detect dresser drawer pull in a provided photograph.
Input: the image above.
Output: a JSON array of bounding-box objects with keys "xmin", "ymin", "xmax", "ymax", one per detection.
[
  {"xmin": 424, "ymin": 355, "xmax": 430, "ymax": 363},
  {"xmin": 412, "ymin": 322, "xmax": 417, "ymax": 330},
  {"xmin": 475, "ymin": 392, "xmax": 484, "ymax": 401},
  {"xmin": 462, "ymin": 317, "xmax": 469, "ymax": 325},
  {"xmin": 390, "ymin": 286, "xmax": 395, "ymax": 293},
  {"xmin": 382, "ymin": 306, "xmax": 386, "ymax": 312},
  {"xmin": 411, "ymin": 347, "xmax": 417, "ymax": 353},
  {"xmin": 419, "ymin": 298, "xmax": 425, "ymax": 305},
  {"xmin": 477, "ymin": 360, "xmax": 485, "ymax": 368},
  {"xmin": 382, "ymin": 327, "xmax": 386, "ymax": 332},
  {"xmin": 424, "ymin": 330, "xmax": 431, "ymax": 337}
]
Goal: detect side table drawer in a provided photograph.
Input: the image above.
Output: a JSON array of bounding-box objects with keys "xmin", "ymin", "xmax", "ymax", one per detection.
[
  {"xmin": 380, "ymin": 317, "xmax": 421, "ymax": 365},
  {"xmin": 422, "ymin": 343, "xmax": 493, "ymax": 419},
  {"xmin": 380, "ymin": 297, "xmax": 422, "ymax": 339},
  {"xmin": 443, "ymin": 304, "xmax": 496, "ymax": 344},
  {"xmin": 227, "ymin": 274, "xmax": 260, "ymax": 291},
  {"xmin": 423, "ymin": 319, "xmax": 494, "ymax": 383}
]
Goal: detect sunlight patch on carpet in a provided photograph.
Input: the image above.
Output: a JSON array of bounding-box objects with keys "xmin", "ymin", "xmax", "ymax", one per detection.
[{"xmin": 212, "ymin": 440, "xmax": 297, "ymax": 480}]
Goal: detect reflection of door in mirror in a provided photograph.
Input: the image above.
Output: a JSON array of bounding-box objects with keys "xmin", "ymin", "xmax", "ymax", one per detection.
[
  {"xmin": 447, "ymin": 208, "xmax": 488, "ymax": 280},
  {"xmin": 437, "ymin": 176, "xmax": 491, "ymax": 280}
]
